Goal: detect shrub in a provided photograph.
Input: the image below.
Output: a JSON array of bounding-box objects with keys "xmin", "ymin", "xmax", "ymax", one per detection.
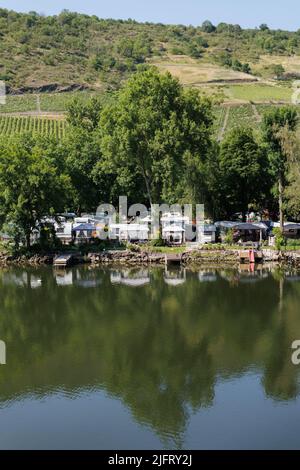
[
  {"xmin": 126, "ymin": 243, "xmax": 141, "ymax": 252},
  {"xmin": 224, "ymin": 228, "xmax": 234, "ymax": 244},
  {"xmin": 150, "ymin": 237, "xmax": 166, "ymax": 247},
  {"xmin": 273, "ymin": 228, "xmax": 286, "ymax": 251}
]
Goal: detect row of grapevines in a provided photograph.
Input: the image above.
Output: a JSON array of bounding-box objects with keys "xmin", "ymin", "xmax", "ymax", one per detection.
[{"xmin": 0, "ymin": 117, "xmax": 66, "ymax": 139}]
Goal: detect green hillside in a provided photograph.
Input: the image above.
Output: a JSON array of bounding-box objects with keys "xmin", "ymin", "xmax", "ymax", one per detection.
[{"xmin": 1, "ymin": 8, "xmax": 300, "ymax": 93}]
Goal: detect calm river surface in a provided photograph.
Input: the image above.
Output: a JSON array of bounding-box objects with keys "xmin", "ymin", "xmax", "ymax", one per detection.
[{"xmin": 0, "ymin": 264, "xmax": 300, "ymax": 449}]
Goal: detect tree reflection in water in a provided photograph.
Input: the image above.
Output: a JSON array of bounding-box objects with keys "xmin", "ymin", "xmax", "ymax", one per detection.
[{"xmin": 0, "ymin": 264, "xmax": 299, "ymax": 443}]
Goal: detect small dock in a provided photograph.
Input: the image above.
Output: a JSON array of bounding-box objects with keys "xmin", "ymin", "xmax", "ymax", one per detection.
[
  {"xmin": 239, "ymin": 250, "xmax": 263, "ymax": 264},
  {"xmin": 165, "ymin": 254, "xmax": 182, "ymax": 265},
  {"xmin": 53, "ymin": 254, "xmax": 82, "ymax": 268}
]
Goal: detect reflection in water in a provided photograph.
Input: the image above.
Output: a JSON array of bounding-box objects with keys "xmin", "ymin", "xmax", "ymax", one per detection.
[
  {"xmin": 0, "ymin": 265, "xmax": 300, "ymax": 449},
  {"xmin": 198, "ymin": 269, "xmax": 217, "ymax": 283},
  {"xmin": 54, "ymin": 269, "xmax": 73, "ymax": 286},
  {"xmin": 2, "ymin": 271, "xmax": 42, "ymax": 289},
  {"xmin": 111, "ymin": 269, "xmax": 150, "ymax": 287},
  {"xmin": 164, "ymin": 267, "xmax": 186, "ymax": 286}
]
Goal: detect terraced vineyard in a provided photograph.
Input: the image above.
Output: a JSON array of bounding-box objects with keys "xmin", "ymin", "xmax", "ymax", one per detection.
[
  {"xmin": 226, "ymin": 105, "xmax": 260, "ymax": 133},
  {"xmin": 216, "ymin": 103, "xmax": 300, "ymax": 138},
  {"xmin": 0, "ymin": 116, "xmax": 67, "ymax": 139},
  {"xmin": 0, "ymin": 99, "xmax": 299, "ymax": 141}
]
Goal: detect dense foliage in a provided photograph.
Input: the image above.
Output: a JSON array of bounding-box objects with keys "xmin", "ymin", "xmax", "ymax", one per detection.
[
  {"xmin": 219, "ymin": 127, "xmax": 269, "ymax": 220},
  {"xmin": 98, "ymin": 69, "xmax": 214, "ymax": 206},
  {"xmin": 0, "ymin": 135, "xmax": 71, "ymax": 247}
]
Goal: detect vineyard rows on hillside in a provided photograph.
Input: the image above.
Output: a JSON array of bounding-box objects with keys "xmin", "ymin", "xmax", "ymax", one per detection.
[
  {"xmin": 0, "ymin": 100, "xmax": 299, "ymax": 140},
  {"xmin": 0, "ymin": 116, "xmax": 67, "ymax": 138}
]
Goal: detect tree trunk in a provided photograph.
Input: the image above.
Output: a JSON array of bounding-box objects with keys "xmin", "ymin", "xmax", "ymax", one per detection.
[
  {"xmin": 279, "ymin": 173, "xmax": 284, "ymax": 232},
  {"xmin": 144, "ymin": 176, "xmax": 152, "ymax": 207},
  {"xmin": 26, "ymin": 232, "xmax": 31, "ymax": 250},
  {"xmin": 138, "ymin": 152, "xmax": 152, "ymax": 206}
]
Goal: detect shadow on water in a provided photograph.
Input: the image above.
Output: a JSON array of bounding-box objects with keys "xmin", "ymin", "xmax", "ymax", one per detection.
[{"xmin": 0, "ymin": 264, "xmax": 300, "ymax": 446}]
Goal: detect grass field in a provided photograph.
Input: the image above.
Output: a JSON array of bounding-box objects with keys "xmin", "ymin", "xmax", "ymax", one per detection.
[
  {"xmin": 151, "ymin": 55, "xmax": 295, "ymax": 104},
  {"xmin": 39, "ymin": 91, "xmax": 94, "ymax": 112},
  {"xmin": 151, "ymin": 55, "xmax": 257, "ymax": 85},
  {"xmin": 0, "ymin": 92, "xmax": 92, "ymax": 114},
  {"xmin": 0, "ymin": 90, "xmax": 114, "ymax": 115},
  {"xmin": 0, "ymin": 91, "xmax": 95, "ymax": 114},
  {"xmin": 0, "ymin": 95, "xmax": 38, "ymax": 113},
  {"xmin": 253, "ymin": 54, "xmax": 300, "ymax": 77},
  {"xmin": 225, "ymin": 84, "xmax": 292, "ymax": 102}
]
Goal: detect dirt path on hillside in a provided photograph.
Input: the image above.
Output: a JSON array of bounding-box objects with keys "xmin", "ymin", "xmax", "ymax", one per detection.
[
  {"xmin": 36, "ymin": 94, "xmax": 41, "ymax": 113},
  {"xmin": 252, "ymin": 104, "xmax": 262, "ymax": 123},
  {"xmin": 218, "ymin": 107, "xmax": 230, "ymax": 141}
]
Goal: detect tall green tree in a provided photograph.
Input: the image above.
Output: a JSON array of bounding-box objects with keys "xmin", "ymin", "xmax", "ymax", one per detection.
[
  {"xmin": 98, "ymin": 68, "xmax": 214, "ymax": 206},
  {"xmin": 0, "ymin": 135, "xmax": 71, "ymax": 248},
  {"xmin": 65, "ymin": 96, "xmax": 113, "ymax": 212},
  {"xmin": 219, "ymin": 127, "xmax": 269, "ymax": 220},
  {"xmin": 277, "ymin": 127, "xmax": 300, "ymax": 220},
  {"xmin": 262, "ymin": 106, "xmax": 298, "ymax": 230}
]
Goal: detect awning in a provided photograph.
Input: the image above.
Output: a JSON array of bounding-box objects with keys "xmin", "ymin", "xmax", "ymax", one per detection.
[
  {"xmin": 73, "ymin": 223, "xmax": 95, "ymax": 231},
  {"xmin": 162, "ymin": 225, "xmax": 185, "ymax": 233},
  {"xmin": 284, "ymin": 224, "xmax": 300, "ymax": 231},
  {"xmin": 233, "ymin": 223, "xmax": 263, "ymax": 231}
]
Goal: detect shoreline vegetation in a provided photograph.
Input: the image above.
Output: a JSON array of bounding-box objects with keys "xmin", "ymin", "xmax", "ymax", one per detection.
[{"xmin": 1, "ymin": 246, "xmax": 300, "ymax": 268}]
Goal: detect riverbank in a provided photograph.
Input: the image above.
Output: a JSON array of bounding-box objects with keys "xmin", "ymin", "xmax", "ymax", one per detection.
[
  {"xmin": 0, "ymin": 252, "xmax": 54, "ymax": 266},
  {"xmin": 1, "ymin": 247, "xmax": 299, "ymax": 267},
  {"xmin": 0, "ymin": 247, "xmax": 300, "ymax": 267},
  {"xmin": 88, "ymin": 248, "xmax": 298, "ymax": 266},
  {"xmin": 87, "ymin": 249, "xmax": 241, "ymax": 266}
]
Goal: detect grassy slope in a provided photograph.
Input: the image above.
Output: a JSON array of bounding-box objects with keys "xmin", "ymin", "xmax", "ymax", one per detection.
[{"xmin": 1, "ymin": 9, "xmax": 300, "ymax": 91}]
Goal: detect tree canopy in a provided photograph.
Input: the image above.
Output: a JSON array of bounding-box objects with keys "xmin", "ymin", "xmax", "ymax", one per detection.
[
  {"xmin": 262, "ymin": 106, "xmax": 299, "ymax": 228},
  {"xmin": 219, "ymin": 127, "xmax": 270, "ymax": 220},
  {"xmin": 0, "ymin": 135, "xmax": 71, "ymax": 247},
  {"xmin": 98, "ymin": 68, "xmax": 215, "ymax": 206}
]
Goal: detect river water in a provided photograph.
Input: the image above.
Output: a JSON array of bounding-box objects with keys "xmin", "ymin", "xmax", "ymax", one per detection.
[{"xmin": 0, "ymin": 265, "xmax": 299, "ymax": 449}]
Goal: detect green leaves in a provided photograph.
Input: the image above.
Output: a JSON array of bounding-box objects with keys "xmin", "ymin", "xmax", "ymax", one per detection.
[
  {"xmin": 262, "ymin": 106, "xmax": 299, "ymax": 225},
  {"xmin": 0, "ymin": 134, "xmax": 71, "ymax": 248},
  {"xmin": 98, "ymin": 68, "xmax": 214, "ymax": 206},
  {"xmin": 219, "ymin": 127, "xmax": 269, "ymax": 218}
]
